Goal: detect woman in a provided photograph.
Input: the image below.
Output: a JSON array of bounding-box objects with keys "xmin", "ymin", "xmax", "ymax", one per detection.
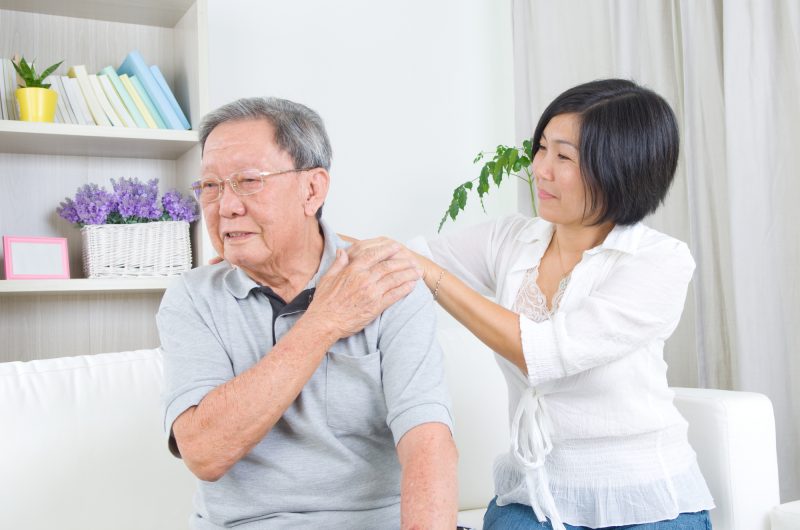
[{"xmin": 348, "ymin": 79, "xmax": 714, "ymax": 529}]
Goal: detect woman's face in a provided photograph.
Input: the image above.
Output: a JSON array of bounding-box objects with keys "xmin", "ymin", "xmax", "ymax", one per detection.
[{"xmin": 532, "ymin": 113, "xmax": 590, "ymax": 227}]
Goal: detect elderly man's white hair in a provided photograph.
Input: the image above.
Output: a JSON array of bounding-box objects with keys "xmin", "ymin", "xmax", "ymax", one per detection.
[{"xmin": 199, "ymin": 96, "xmax": 332, "ymax": 171}]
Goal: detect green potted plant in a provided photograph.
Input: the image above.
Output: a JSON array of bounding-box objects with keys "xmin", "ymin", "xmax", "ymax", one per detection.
[
  {"xmin": 11, "ymin": 56, "xmax": 63, "ymax": 122},
  {"xmin": 439, "ymin": 140, "xmax": 537, "ymax": 231}
]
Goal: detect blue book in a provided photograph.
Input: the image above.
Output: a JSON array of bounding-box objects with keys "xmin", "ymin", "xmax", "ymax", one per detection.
[
  {"xmin": 100, "ymin": 66, "xmax": 147, "ymax": 128},
  {"xmin": 117, "ymin": 50, "xmax": 184, "ymax": 130},
  {"xmin": 150, "ymin": 65, "xmax": 190, "ymax": 130}
]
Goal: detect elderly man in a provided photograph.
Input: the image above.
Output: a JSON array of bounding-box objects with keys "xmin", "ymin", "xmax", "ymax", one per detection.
[{"xmin": 157, "ymin": 97, "xmax": 458, "ymax": 529}]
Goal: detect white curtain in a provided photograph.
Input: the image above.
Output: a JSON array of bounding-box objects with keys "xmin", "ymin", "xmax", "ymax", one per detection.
[{"xmin": 512, "ymin": 0, "xmax": 800, "ymax": 502}]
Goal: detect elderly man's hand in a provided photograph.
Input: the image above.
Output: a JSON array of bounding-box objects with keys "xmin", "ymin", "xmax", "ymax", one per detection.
[{"xmin": 306, "ymin": 243, "xmax": 421, "ymax": 340}]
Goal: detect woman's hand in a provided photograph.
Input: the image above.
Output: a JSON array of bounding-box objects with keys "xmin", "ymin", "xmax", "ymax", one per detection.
[{"xmin": 345, "ymin": 236, "xmax": 437, "ymax": 288}]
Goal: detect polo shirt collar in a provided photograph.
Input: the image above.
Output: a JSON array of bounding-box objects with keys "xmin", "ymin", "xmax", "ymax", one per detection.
[{"xmin": 222, "ymin": 219, "xmax": 343, "ymax": 300}]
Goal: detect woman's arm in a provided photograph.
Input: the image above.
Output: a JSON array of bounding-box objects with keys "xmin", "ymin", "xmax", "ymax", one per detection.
[
  {"xmin": 421, "ymin": 254, "xmax": 527, "ymax": 373},
  {"xmin": 345, "ymin": 235, "xmax": 527, "ymax": 374}
]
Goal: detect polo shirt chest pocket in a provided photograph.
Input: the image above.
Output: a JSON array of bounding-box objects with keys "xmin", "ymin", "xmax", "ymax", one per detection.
[{"xmin": 326, "ymin": 349, "xmax": 387, "ymax": 434}]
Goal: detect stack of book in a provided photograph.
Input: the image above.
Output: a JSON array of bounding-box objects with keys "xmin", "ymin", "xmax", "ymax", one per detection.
[{"xmin": 0, "ymin": 50, "xmax": 190, "ymax": 130}]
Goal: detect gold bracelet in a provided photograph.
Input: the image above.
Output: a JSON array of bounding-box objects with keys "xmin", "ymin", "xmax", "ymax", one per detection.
[{"xmin": 432, "ymin": 270, "xmax": 446, "ymax": 301}]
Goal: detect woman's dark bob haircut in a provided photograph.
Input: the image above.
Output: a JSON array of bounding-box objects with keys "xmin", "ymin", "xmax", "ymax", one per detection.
[{"xmin": 532, "ymin": 79, "xmax": 679, "ymax": 226}]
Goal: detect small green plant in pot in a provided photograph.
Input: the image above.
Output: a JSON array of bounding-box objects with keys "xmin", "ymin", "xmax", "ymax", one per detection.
[
  {"xmin": 12, "ymin": 57, "xmax": 63, "ymax": 122},
  {"xmin": 439, "ymin": 139, "xmax": 537, "ymax": 232}
]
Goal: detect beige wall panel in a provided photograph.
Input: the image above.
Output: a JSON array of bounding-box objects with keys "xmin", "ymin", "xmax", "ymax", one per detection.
[
  {"xmin": 0, "ymin": 153, "xmax": 177, "ymax": 278},
  {"xmin": 0, "ymin": 9, "xmax": 177, "ymax": 86},
  {"xmin": 0, "ymin": 292, "xmax": 162, "ymax": 362}
]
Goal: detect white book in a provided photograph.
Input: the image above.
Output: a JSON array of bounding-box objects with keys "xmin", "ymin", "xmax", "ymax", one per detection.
[
  {"xmin": 50, "ymin": 76, "xmax": 77, "ymax": 124},
  {"xmin": 0, "ymin": 59, "xmax": 8, "ymax": 120},
  {"xmin": 88, "ymin": 73, "xmax": 123, "ymax": 127},
  {"xmin": 67, "ymin": 65, "xmax": 110, "ymax": 126},
  {"xmin": 62, "ymin": 75, "xmax": 92, "ymax": 125},
  {"xmin": 98, "ymin": 74, "xmax": 136, "ymax": 127},
  {"xmin": 43, "ymin": 76, "xmax": 65, "ymax": 123}
]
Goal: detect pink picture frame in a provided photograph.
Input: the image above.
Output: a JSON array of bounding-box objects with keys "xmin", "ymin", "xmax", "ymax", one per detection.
[{"xmin": 3, "ymin": 236, "xmax": 70, "ymax": 280}]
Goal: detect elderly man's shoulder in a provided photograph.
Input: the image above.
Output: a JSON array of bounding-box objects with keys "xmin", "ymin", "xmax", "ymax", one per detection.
[
  {"xmin": 163, "ymin": 262, "xmax": 236, "ymax": 302},
  {"xmin": 177, "ymin": 261, "xmax": 231, "ymax": 285},
  {"xmin": 381, "ymin": 278, "xmax": 435, "ymax": 321}
]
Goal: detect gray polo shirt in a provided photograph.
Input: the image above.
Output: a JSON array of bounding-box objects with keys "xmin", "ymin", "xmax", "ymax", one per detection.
[{"xmin": 157, "ymin": 220, "xmax": 453, "ymax": 529}]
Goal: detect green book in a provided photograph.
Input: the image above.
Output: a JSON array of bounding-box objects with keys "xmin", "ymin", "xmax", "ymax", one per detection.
[
  {"xmin": 100, "ymin": 66, "xmax": 147, "ymax": 128},
  {"xmin": 130, "ymin": 75, "xmax": 166, "ymax": 129}
]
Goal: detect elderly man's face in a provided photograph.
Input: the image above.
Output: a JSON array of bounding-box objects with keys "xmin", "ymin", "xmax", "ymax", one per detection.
[{"xmin": 200, "ymin": 119, "xmax": 311, "ymax": 274}]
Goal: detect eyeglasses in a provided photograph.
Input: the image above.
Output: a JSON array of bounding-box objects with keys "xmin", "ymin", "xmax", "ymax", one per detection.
[{"xmin": 191, "ymin": 168, "xmax": 315, "ymax": 203}]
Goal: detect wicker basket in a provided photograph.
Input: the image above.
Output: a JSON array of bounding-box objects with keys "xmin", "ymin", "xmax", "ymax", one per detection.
[{"xmin": 81, "ymin": 221, "xmax": 192, "ymax": 278}]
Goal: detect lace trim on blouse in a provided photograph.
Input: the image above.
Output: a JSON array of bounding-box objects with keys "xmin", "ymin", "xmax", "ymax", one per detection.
[{"xmin": 512, "ymin": 266, "xmax": 570, "ymax": 322}]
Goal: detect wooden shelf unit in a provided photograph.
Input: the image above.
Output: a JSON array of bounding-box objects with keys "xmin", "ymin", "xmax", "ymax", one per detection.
[{"xmin": 0, "ymin": 0, "xmax": 208, "ymax": 360}]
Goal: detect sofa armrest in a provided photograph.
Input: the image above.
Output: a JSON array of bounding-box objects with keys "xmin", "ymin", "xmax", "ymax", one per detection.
[
  {"xmin": 672, "ymin": 387, "xmax": 780, "ymax": 530},
  {"xmin": 771, "ymin": 500, "xmax": 800, "ymax": 530}
]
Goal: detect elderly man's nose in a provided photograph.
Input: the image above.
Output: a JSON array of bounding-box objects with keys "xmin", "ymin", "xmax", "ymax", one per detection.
[{"xmin": 218, "ymin": 182, "xmax": 245, "ymax": 214}]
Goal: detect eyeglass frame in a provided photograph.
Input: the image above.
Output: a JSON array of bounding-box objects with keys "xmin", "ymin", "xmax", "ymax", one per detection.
[{"xmin": 191, "ymin": 167, "xmax": 317, "ymax": 203}]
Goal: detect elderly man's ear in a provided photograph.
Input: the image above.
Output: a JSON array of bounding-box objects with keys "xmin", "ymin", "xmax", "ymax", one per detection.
[{"xmin": 302, "ymin": 167, "xmax": 330, "ymax": 218}]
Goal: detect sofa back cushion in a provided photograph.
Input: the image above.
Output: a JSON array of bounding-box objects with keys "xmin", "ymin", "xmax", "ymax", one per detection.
[{"xmin": 438, "ymin": 317, "xmax": 510, "ymax": 512}]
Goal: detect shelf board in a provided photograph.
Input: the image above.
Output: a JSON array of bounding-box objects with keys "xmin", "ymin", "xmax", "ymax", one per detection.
[
  {"xmin": 0, "ymin": 120, "xmax": 198, "ymax": 159},
  {"xmin": 0, "ymin": 0, "xmax": 194, "ymax": 28},
  {"xmin": 0, "ymin": 277, "xmax": 178, "ymax": 294}
]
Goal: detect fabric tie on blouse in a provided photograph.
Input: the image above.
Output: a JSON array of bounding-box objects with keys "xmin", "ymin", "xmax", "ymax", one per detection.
[
  {"xmin": 510, "ymin": 386, "xmax": 565, "ymax": 530},
  {"xmin": 508, "ymin": 265, "xmax": 567, "ymax": 530}
]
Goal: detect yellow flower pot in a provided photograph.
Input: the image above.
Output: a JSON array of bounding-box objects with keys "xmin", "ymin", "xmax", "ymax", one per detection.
[{"xmin": 15, "ymin": 87, "xmax": 58, "ymax": 122}]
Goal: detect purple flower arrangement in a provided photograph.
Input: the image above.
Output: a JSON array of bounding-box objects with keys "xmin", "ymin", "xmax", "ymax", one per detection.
[{"xmin": 57, "ymin": 178, "xmax": 198, "ymax": 227}]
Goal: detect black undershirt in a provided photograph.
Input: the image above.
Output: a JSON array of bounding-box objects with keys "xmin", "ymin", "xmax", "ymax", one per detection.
[{"xmin": 254, "ymin": 285, "xmax": 316, "ymax": 345}]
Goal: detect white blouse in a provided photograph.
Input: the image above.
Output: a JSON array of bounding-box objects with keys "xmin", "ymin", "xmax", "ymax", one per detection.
[{"xmin": 411, "ymin": 214, "xmax": 714, "ymax": 529}]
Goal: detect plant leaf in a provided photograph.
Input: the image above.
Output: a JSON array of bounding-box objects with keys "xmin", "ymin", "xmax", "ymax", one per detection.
[
  {"xmin": 492, "ymin": 159, "xmax": 504, "ymax": 186},
  {"xmin": 448, "ymin": 200, "xmax": 459, "ymax": 221},
  {"xmin": 477, "ymin": 165, "xmax": 490, "ymax": 196},
  {"xmin": 456, "ymin": 185, "xmax": 467, "ymax": 209},
  {"xmin": 507, "ymin": 148, "xmax": 519, "ymax": 169},
  {"xmin": 39, "ymin": 60, "xmax": 63, "ymax": 82},
  {"xmin": 523, "ymin": 138, "xmax": 533, "ymax": 158},
  {"xmin": 10, "ymin": 59, "xmax": 25, "ymax": 78},
  {"xmin": 23, "ymin": 58, "xmax": 35, "ymax": 79}
]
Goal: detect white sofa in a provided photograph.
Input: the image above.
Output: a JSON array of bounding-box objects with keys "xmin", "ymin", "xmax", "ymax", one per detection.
[{"xmin": 0, "ymin": 323, "xmax": 795, "ymax": 530}]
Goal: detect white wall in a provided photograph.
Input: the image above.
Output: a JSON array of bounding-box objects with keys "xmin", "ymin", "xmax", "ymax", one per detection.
[{"xmin": 206, "ymin": 0, "xmax": 517, "ymax": 242}]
